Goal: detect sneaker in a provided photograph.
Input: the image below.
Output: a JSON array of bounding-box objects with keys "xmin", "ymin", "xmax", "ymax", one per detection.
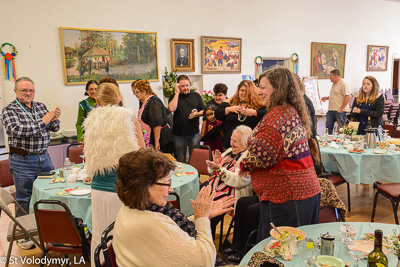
[{"xmin": 16, "ymin": 238, "xmax": 35, "ymax": 250}]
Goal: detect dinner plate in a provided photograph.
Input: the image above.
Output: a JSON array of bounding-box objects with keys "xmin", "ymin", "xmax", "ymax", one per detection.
[
  {"xmin": 348, "ymin": 240, "xmax": 389, "ymax": 255},
  {"xmin": 315, "ymin": 255, "xmax": 344, "ymax": 267},
  {"xmin": 70, "ymin": 188, "xmax": 91, "ymax": 196},
  {"xmin": 373, "ymin": 149, "xmax": 387, "ymax": 154}
]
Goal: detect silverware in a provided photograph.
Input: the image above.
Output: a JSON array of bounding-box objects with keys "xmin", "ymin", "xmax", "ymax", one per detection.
[
  {"xmin": 44, "ymin": 184, "xmax": 68, "ymax": 190},
  {"xmin": 270, "ymin": 222, "xmax": 284, "ymax": 238}
]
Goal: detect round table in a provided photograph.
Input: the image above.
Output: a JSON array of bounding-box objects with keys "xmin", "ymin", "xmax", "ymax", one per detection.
[
  {"xmin": 29, "ymin": 163, "xmax": 199, "ymax": 232},
  {"xmin": 240, "ymin": 222, "xmax": 400, "ymax": 266},
  {"xmin": 320, "ymin": 145, "xmax": 400, "ymax": 184}
]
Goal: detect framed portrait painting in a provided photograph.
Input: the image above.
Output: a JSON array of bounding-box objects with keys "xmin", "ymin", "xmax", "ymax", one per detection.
[
  {"xmin": 367, "ymin": 45, "xmax": 389, "ymax": 71},
  {"xmin": 310, "ymin": 42, "xmax": 346, "ymax": 79},
  {"xmin": 60, "ymin": 27, "xmax": 159, "ymax": 85},
  {"xmin": 201, "ymin": 36, "xmax": 242, "ymax": 74},
  {"xmin": 171, "ymin": 39, "xmax": 195, "ymax": 72}
]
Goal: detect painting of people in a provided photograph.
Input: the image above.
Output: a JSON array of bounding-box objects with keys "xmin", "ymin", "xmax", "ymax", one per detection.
[
  {"xmin": 367, "ymin": 45, "xmax": 389, "ymax": 71},
  {"xmin": 201, "ymin": 36, "xmax": 242, "ymax": 74},
  {"xmin": 311, "ymin": 42, "xmax": 346, "ymax": 78},
  {"xmin": 61, "ymin": 27, "xmax": 159, "ymax": 85}
]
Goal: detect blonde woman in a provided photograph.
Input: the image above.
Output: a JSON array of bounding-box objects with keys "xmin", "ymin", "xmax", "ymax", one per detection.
[{"xmin": 83, "ymin": 82, "xmax": 145, "ymax": 264}]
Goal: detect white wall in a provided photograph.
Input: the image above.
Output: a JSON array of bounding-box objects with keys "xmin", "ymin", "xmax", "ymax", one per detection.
[{"xmin": 1, "ymin": 0, "xmax": 400, "ymax": 132}]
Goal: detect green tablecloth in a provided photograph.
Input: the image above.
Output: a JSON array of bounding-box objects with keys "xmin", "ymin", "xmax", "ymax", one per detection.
[
  {"xmin": 320, "ymin": 146, "xmax": 400, "ymax": 184},
  {"xmin": 29, "ymin": 164, "xmax": 199, "ymax": 232},
  {"xmin": 240, "ymin": 222, "xmax": 400, "ymax": 266}
]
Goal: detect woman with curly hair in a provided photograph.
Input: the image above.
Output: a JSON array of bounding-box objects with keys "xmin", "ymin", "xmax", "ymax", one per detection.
[
  {"xmin": 350, "ymin": 76, "xmax": 384, "ymax": 135},
  {"xmin": 215, "ymin": 80, "xmax": 266, "ymax": 149},
  {"xmin": 240, "ymin": 66, "xmax": 321, "ymax": 241}
]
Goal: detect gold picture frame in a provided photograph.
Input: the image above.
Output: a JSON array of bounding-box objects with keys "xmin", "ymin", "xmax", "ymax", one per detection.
[
  {"xmin": 367, "ymin": 45, "xmax": 389, "ymax": 71},
  {"xmin": 201, "ymin": 36, "xmax": 242, "ymax": 74},
  {"xmin": 310, "ymin": 42, "xmax": 346, "ymax": 79},
  {"xmin": 60, "ymin": 27, "xmax": 159, "ymax": 85},
  {"xmin": 171, "ymin": 39, "xmax": 195, "ymax": 72}
]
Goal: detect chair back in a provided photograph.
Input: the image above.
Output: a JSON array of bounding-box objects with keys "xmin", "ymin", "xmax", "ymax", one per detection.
[
  {"xmin": 67, "ymin": 143, "xmax": 84, "ymax": 164},
  {"xmin": 168, "ymin": 191, "xmax": 181, "ymax": 210},
  {"xmin": 100, "ymin": 221, "xmax": 117, "ymax": 267},
  {"xmin": 392, "ymin": 129, "xmax": 400, "ymax": 138},
  {"xmin": 34, "ymin": 200, "xmax": 82, "ymax": 246},
  {"xmin": 188, "ymin": 145, "xmax": 211, "ymax": 175},
  {"xmin": 0, "ymin": 187, "xmax": 16, "ymax": 216},
  {"xmin": 319, "ymin": 207, "xmax": 339, "ymax": 223},
  {"xmin": 0, "ymin": 154, "xmax": 15, "ymax": 197},
  {"xmin": 384, "ymin": 124, "xmax": 396, "ymax": 137}
]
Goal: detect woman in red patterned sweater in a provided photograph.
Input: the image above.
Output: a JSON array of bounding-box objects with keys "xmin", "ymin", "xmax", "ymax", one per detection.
[{"xmin": 240, "ymin": 66, "xmax": 321, "ymax": 241}]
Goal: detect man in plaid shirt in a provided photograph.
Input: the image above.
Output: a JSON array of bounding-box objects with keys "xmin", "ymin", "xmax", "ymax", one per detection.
[{"xmin": 1, "ymin": 77, "xmax": 60, "ymax": 219}]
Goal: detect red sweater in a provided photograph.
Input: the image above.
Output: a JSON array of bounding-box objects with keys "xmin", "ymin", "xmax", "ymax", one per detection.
[{"xmin": 241, "ymin": 105, "xmax": 320, "ymax": 203}]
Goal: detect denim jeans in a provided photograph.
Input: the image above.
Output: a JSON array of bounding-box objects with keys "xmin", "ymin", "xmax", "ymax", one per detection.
[
  {"xmin": 9, "ymin": 151, "xmax": 54, "ymax": 216},
  {"xmin": 173, "ymin": 133, "xmax": 200, "ymax": 163},
  {"xmin": 257, "ymin": 193, "xmax": 321, "ymax": 242},
  {"xmin": 326, "ymin": 110, "xmax": 347, "ymax": 134}
]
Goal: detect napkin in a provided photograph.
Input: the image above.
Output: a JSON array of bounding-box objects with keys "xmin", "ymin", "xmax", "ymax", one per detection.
[
  {"xmin": 330, "ymin": 141, "xmax": 339, "ymax": 149},
  {"xmin": 263, "ymin": 233, "xmax": 298, "ymax": 261}
]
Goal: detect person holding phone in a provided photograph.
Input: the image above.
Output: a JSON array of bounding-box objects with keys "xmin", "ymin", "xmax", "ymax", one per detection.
[{"xmin": 168, "ymin": 75, "xmax": 205, "ymax": 162}]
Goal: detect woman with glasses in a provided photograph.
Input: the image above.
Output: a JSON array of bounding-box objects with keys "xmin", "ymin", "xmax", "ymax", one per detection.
[
  {"xmin": 83, "ymin": 82, "xmax": 145, "ymax": 265},
  {"xmin": 75, "ymin": 80, "xmax": 98, "ymax": 142},
  {"xmin": 113, "ymin": 148, "xmax": 235, "ymax": 266}
]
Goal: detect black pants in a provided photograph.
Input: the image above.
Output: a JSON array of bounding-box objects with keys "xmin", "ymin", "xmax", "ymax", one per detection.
[{"xmin": 231, "ymin": 195, "xmax": 260, "ymax": 253}]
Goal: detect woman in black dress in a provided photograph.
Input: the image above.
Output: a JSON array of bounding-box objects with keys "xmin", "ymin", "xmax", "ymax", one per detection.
[
  {"xmin": 134, "ymin": 80, "xmax": 174, "ymax": 153},
  {"xmin": 215, "ymin": 80, "xmax": 266, "ymax": 149}
]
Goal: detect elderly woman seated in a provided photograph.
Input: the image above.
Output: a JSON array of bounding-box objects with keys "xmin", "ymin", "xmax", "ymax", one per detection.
[
  {"xmin": 113, "ymin": 148, "xmax": 235, "ymax": 267},
  {"xmin": 205, "ymin": 125, "xmax": 254, "ymax": 239}
]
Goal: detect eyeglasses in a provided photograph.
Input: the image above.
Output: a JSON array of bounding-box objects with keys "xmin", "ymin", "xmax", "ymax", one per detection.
[
  {"xmin": 17, "ymin": 89, "xmax": 35, "ymax": 94},
  {"xmin": 154, "ymin": 181, "xmax": 172, "ymax": 188}
]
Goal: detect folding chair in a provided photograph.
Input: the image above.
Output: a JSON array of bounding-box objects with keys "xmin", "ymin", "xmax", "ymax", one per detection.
[
  {"xmin": 188, "ymin": 145, "xmax": 212, "ymax": 176},
  {"xmin": 94, "ymin": 221, "xmax": 117, "ymax": 267},
  {"xmin": 168, "ymin": 191, "xmax": 181, "ymax": 210},
  {"xmin": 0, "ymin": 188, "xmax": 42, "ymax": 267},
  {"xmin": 0, "ymin": 153, "xmax": 15, "ymax": 198},
  {"xmin": 67, "ymin": 143, "xmax": 84, "ymax": 164},
  {"xmin": 34, "ymin": 199, "xmax": 90, "ymax": 266}
]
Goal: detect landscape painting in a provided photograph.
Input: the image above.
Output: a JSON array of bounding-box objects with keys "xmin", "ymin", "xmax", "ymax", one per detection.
[
  {"xmin": 311, "ymin": 42, "xmax": 346, "ymax": 78},
  {"xmin": 61, "ymin": 27, "xmax": 159, "ymax": 85},
  {"xmin": 201, "ymin": 36, "xmax": 242, "ymax": 74}
]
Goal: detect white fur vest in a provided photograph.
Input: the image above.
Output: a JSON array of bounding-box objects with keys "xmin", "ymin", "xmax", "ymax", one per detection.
[{"xmin": 83, "ymin": 105, "xmax": 139, "ymax": 176}]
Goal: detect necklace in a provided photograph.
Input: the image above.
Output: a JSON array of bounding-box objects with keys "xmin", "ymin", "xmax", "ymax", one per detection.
[{"xmin": 238, "ymin": 113, "xmax": 247, "ymax": 122}]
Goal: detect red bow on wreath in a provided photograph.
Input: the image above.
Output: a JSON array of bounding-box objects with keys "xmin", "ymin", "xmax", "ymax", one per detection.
[{"xmin": 1, "ymin": 43, "xmax": 18, "ymax": 81}]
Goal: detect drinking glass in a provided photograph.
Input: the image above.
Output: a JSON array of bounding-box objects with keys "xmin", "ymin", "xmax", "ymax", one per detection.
[
  {"xmin": 348, "ymin": 250, "xmax": 366, "ymax": 267},
  {"xmin": 80, "ymin": 155, "xmax": 85, "ymax": 168},
  {"xmin": 301, "ymin": 238, "xmax": 318, "ymax": 266},
  {"xmin": 333, "ymin": 126, "xmax": 338, "ymax": 136},
  {"xmin": 324, "ymin": 128, "xmax": 329, "ymax": 137}
]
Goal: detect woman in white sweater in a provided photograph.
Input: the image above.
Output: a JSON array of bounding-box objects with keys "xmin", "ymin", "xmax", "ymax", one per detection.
[
  {"xmin": 205, "ymin": 125, "xmax": 253, "ymax": 239},
  {"xmin": 113, "ymin": 148, "xmax": 236, "ymax": 267}
]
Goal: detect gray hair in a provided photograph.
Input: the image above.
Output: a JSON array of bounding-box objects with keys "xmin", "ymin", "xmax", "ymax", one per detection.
[
  {"xmin": 232, "ymin": 125, "xmax": 253, "ymax": 148},
  {"xmin": 15, "ymin": 77, "xmax": 34, "ymax": 89}
]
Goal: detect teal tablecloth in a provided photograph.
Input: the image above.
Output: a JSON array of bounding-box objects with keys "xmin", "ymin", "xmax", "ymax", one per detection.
[
  {"xmin": 240, "ymin": 222, "xmax": 400, "ymax": 266},
  {"xmin": 169, "ymin": 164, "xmax": 200, "ymax": 216},
  {"xmin": 320, "ymin": 146, "xmax": 400, "ymax": 184},
  {"xmin": 30, "ymin": 163, "xmax": 199, "ymax": 232}
]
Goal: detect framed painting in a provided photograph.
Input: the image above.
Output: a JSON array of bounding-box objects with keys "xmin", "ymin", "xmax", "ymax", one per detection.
[
  {"xmin": 367, "ymin": 45, "xmax": 389, "ymax": 71},
  {"xmin": 60, "ymin": 27, "xmax": 159, "ymax": 85},
  {"xmin": 171, "ymin": 39, "xmax": 195, "ymax": 72},
  {"xmin": 201, "ymin": 36, "xmax": 242, "ymax": 74},
  {"xmin": 310, "ymin": 42, "xmax": 346, "ymax": 79}
]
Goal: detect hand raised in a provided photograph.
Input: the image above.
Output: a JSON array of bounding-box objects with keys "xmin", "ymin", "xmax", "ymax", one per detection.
[
  {"xmin": 210, "ymin": 195, "xmax": 236, "ymax": 219},
  {"xmin": 174, "ymin": 83, "xmax": 181, "ymax": 94},
  {"xmin": 212, "ymin": 150, "xmax": 222, "ymax": 164},
  {"xmin": 190, "ymin": 185, "xmax": 214, "ymax": 219}
]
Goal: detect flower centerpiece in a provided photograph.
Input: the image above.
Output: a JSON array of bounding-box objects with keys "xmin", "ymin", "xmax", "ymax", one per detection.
[
  {"xmin": 201, "ymin": 90, "xmax": 214, "ymax": 104},
  {"xmin": 162, "ymin": 67, "xmax": 178, "ymax": 98},
  {"xmin": 340, "ymin": 123, "xmax": 358, "ymax": 136}
]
